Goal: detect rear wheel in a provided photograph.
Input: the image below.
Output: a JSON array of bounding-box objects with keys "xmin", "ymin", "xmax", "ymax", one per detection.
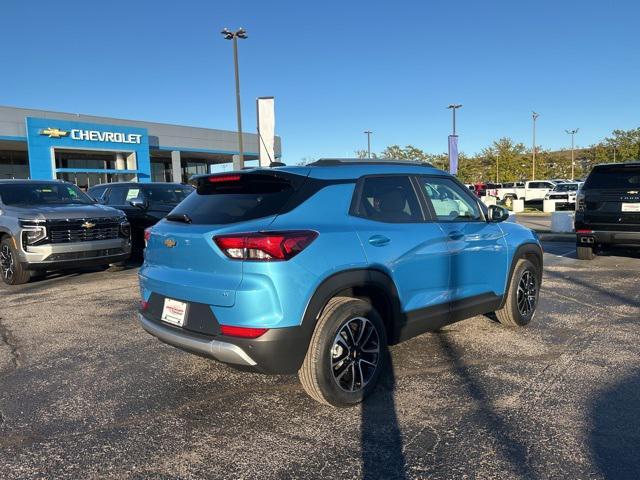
[
  {"xmin": 0, "ymin": 237, "xmax": 31, "ymax": 285},
  {"xmin": 299, "ymin": 297, "xmax": 387, "ymax": 407},
  {"xmin": 577, "ymin": 245, "xmax": 595, "ymax": 260},
  {"xmin": 495, "ymin": 258, "xmax": 540, "ymax": 327}
]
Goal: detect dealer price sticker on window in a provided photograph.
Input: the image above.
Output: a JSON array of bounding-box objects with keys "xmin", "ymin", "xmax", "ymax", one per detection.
[
  {"xmin": 622, "ymin": 203, "xmax": 640, "ymax": 212},
  {"xmin": 161, "ymin": 298, "xmax": 188, "ymax": 327}
]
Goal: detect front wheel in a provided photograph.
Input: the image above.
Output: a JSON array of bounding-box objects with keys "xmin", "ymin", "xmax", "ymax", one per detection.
[
  {"xmin": 0, "ymin": 237, "xmax": 31, "ymax": 285},
  {"xmin": 495, "ymin": 258, "xmax": 540, "ymax": 327},
  {"xmin": 299, "ymin": 297, "xmax": 387, "ymax": 407}
]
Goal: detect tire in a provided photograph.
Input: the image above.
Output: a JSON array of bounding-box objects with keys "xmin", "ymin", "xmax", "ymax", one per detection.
[
  {"xmin": 577, "ymin": 245, "xmax": 595, "ymax": 260},
  {"xmin": 495, "ymin": 258, "xmax": 540, "ymax": 327},
  {"xmin": 0, "ymin": 237, "xmax": 31, "ymax": 285},
  {"xmin": 298, "ymin": 297, "xmax": 387, "ymax": 407}
]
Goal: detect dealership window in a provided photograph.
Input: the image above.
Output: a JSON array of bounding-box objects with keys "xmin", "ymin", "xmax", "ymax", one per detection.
[
  {"xmin": 0, "ymin": 150, "xmax": 29, "ymax": 179},
  {"xmin": 151, "ymin": 159, "xmax": 172, "ymax": 182}
]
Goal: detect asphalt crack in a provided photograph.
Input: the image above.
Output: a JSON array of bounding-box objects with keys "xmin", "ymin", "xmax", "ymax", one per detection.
[{"xmin": 0, "ymin": 315, "xmax": 20, "ymax": 369}]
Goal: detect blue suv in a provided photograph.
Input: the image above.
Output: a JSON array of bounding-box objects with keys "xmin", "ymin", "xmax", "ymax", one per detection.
[{"xmin": 138, "ymin": 160, "xmax": 542, "ymax": 407}]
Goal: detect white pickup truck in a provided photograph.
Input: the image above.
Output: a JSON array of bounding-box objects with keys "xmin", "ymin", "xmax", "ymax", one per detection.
[{"xmin": 496, "ymin": 180, "xmax": 556, "ymax": 202}]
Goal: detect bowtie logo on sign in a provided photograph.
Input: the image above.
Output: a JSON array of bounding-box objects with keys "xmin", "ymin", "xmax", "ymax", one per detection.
[
  {"xmin": 39, "ymin": 127, "xmax": 142, "ymax": 144},
  {"xmin": 40, "ymin": 128, "xmax": 69, "ymax": 138}
]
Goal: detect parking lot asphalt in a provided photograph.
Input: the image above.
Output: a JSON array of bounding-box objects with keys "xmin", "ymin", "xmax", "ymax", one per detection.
[{"xmin": 1, "ymin": 244, "xmax": 639, "ymax": 479}]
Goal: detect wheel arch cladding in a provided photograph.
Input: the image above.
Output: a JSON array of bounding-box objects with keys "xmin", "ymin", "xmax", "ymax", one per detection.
[
  {"xmin": 500, "ymin": 242, "xmax": 543, "ymax": 309},
  {"xmin": 302, "ymin": 268, "xmax": 402, "ymax": 346}
]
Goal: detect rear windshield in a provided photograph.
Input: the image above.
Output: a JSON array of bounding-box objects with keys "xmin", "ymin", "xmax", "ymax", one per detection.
[
  {"xmin": 585, "ymin": 166, "xmax": 640, "ymax": 189},
  {"xmin": 168, "ymin": 173, "xmax": 299, "ymax": 225},
  {"xmin": 0, "ymin": 182, "xmax": 93, "ymax": 206}
]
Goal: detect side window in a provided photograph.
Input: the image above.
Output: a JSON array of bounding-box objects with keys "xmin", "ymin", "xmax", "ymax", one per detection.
[
  {"xmin": 420, "ymin": 177, "xmax": 482, "ymax": 222},
  {"xmin": 353, "ymin": 175, "xmax": 422, "ymax": 223}
]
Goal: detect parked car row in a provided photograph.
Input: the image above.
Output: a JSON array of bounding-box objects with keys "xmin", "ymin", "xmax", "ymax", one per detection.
[{"xmin": 0, "ymin": 180, "xmax": 193, "ymax": 284}]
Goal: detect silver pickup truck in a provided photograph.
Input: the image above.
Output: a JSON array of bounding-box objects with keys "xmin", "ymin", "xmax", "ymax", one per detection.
[{"xmin": 0, "ymin": 180, "xmax": 131, "ymax": 285}]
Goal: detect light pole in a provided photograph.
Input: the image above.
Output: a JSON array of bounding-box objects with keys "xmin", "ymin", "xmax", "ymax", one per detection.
[
  {"xmin": 532, "ymin": 111, "xmax": 539, "ymax": 180},
  {"xmin": 565, "ymin": 128, "xmax": 579, "ymax": 180},
  {"xmin": 447, "ymin": 104, "xmax": 463, "ymax": 135},
  {"xmin": 221, "ymin": 27, "xmax": 248, "ymax": 169},
  {"xmin": 495, "ymin": 148, "xmax": 499, "ymax": 183},
  {"xmin": 364, "ymin": 130, "xmax": 372, "ymax": 159}
]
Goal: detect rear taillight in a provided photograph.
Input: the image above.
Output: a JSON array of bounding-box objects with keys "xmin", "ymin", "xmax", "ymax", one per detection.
[
  {"xmin": 220, "ymin": 325, "xmax": 269, "ymax": 338},
  {"xmin": 214, "ymin": 230, "xmax": 318, "ymax": 261},
  {"xmin": 576, "ymin": 192, "xmax": 586, "ymax": 212},
  {"xmin": 140, "ymin": 300, "xmax": 149, "ymax": 311},
  {"xmin": 144, "ymin": 228, "xmax": 152, "ymax": 247}
]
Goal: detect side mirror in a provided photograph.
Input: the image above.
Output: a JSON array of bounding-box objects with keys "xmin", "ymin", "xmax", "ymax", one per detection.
[
  {"xmin": 129, "ymin": 198, "xmax": 147, "ymax": 209},
  {"xmin": 488, "ymin": 205, "xmax": 510, "ymax": 223}
]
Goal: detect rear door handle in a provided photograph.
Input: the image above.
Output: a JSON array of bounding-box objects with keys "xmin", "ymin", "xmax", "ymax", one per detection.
[
  {"xmin": 448, "ymin": 231, "xmax": 464, "ymax": 240},
  {"xmin": 368, "ymin": 235, "xmax": 391, "ymax": 247}
]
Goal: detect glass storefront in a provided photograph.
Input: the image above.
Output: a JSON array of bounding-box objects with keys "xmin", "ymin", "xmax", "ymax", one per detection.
[
  {"xmin": 151, "ymin": 158, "xmax": 172, "ymax": 182},
  {"xmin": 54, "ymin": 149, "xmax": 137, "ymax": 188},
  {"xmin": 0, "ymin": 150, "xmax": 29, "ymax": 179}
]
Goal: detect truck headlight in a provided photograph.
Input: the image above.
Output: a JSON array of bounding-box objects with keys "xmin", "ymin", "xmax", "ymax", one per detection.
[
  {"xmin": 119, "ymin": 220, "xmax": 131, "ymax": 239},
  {"xmin": 21, "ymin": 226, "xmax": 47, "ymax": 248}
]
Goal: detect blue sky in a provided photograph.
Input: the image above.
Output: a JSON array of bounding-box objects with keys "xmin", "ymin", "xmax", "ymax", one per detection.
[{"xmin": 1, "ymin": 0, "xmax": 638, "ymax": 162}]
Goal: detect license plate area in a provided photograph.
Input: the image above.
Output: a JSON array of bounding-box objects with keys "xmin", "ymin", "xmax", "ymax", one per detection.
[
  {"xmin": 161, "ymin": 298, "xmax": 188, "ymax": 327},
  {"xmin": 622, "ymin": 203, "xmax": 640, "ymax": 212}
]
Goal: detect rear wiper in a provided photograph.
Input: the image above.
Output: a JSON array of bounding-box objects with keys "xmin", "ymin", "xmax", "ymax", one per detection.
[{"xmin": 166, "ymin": 213, "xmax": 192, "ymax": 224}]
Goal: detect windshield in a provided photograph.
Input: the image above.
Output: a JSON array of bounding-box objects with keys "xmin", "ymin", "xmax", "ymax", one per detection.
[
  {"xmin": 553, "ymin": 183, "xmax": 579, "ymax": 192},
  {"xmin": 0, "ymin": 183, "xmax": 93, "ymax": 206},
  {"xmin": 145, "ymin": 185, "xmax": 193, "ymax": 204}
]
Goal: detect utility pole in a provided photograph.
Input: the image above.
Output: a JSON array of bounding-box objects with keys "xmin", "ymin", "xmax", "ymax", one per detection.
[
  {"xmin": 565, "ymin": 128, "xmax": 579, "ymax": 180},
  {"xmin": 364, "ymin": 130, "xmax": 372, "ymax": 159},
  {"xmin": 221, "ymin": 27, "xmax": 248, "ymax": 169},
  {"xmin": 532, "ymin": 111, "xmax": 539, "ymax": 180},
  {"xmin": 447, "ymin": 104, "xmax": 463, "ymax": 135},
  {"xmin": 496, "ymin": 149, "xmax": 499, "ymax": 183}
]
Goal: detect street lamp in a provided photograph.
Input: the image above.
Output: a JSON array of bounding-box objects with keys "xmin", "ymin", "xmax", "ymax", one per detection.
[
  {"xmin": 221, "ymin": 27, "xmax": 248, "ymax": 169},
  {"xmin": 532, "ymin": 111, "xmax": 539, "ymax": 180},
  {"xmin": 447, "ymin": 104, "xmax": 463, "ymax": 135},
  {"xmin": 565, "ymin": 128, "xmax": 579, "ymax": 180},
  {"xmin": 363, "ymin": 130, "xmax": 372, "ymax": 159}
]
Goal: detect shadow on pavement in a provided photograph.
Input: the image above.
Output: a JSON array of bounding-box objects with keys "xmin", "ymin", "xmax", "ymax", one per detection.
[
  {"xmin": 435, "ymin": 334, "xmax": 536, "ymax": 479},
  {"xmin": 590, "ymin": 372, "xmax": 640, "ymax": 479},
  {"xmin": 361, "ymin": 348, "xmax": 407, "ymax": 480}
]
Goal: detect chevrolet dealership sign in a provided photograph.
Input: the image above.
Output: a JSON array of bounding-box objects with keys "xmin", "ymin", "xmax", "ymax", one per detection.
[{"xmin": 40, "ymin": 127, "xmax": 142, "ymax": 144}]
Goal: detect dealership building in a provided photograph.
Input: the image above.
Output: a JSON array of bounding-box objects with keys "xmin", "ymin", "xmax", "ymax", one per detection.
[{"xmin": 0, "ymin": 105, "xmax": 281, "ymax": 186}]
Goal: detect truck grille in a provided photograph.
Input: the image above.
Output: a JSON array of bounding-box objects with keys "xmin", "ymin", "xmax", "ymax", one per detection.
[{"xmin": 47, "ymin": 218, "xmax": 122, "ymax": 244}]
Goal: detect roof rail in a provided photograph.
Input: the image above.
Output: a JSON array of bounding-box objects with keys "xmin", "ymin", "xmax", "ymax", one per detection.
[{"xmin": 308, "ymin": 158, "xmax": 434, "ymax": 167}]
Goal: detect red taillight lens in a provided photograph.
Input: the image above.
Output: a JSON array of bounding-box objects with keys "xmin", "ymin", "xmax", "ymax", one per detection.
[
  {"xmin": 208, "ymin": 174, "xmax": 241, "ymax": 183},
  {"xmin": 220, "ymin": 325, "xmax": 269, "ymax": 338},
  {"xmin": 140, "ymin": 300, "xmax": 149, "ymax": 311},
  {"xmin": 144, "ymin": 228, "xmax": 152, "ymax": 246},
  {"xmin": 214, "ymin": 231, "xmax": 318, "ymax": 261},
  {"xmin": 576, "ymin": 229, "xmax": 593, "ymax": 234}
]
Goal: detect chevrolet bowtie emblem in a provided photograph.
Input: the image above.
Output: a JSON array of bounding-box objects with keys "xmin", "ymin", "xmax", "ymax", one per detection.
[
  {"xmin": 40, "ymin": 127, "xmax": 69, "ymax": 138},
  {"xmin": 81, "ymin": 221, "xmax": 96, "ymax": 229},
  {"xmin": 164, "ymin": 238, "xmax": 177, "ymax": 248},
  {"xmin": 628, "ymin": 190, "xmax": 639, "ymax": 195}
]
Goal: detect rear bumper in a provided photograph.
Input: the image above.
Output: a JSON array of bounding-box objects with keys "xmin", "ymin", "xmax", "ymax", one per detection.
[
  {"xmin": 576, "ymin": 230, "xmax": 640, "ymax": 247},
  {"xmin": 139, "ymin": 314, "xmax": 258, "ymax": 366},
  {"xmin": 138, "ymin": 309, "xmax": 311, "ymax": 374}
]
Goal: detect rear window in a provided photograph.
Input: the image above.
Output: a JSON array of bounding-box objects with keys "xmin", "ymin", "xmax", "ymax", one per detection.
[
  {"xmin": 168, "ymin": 173, "xmax": 300, "ymax": 225},
  {"xmin": 585, "ymin": 166, "xmax": 640, "ymax": 189}
]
